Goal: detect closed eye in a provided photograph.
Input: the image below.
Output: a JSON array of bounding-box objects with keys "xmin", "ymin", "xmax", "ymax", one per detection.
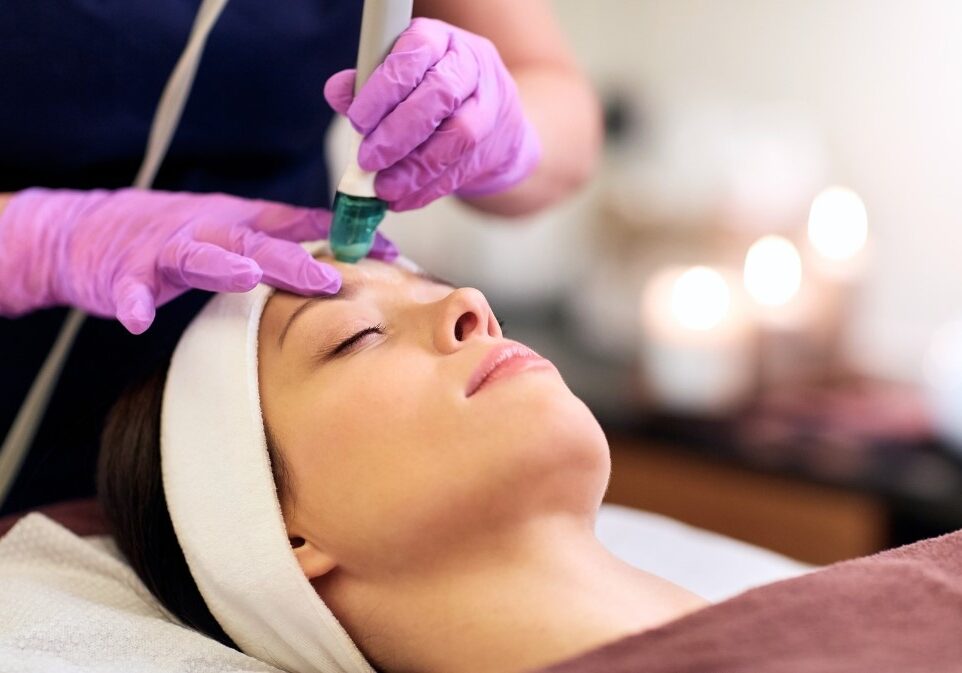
[{"xmin": 319, "ymin": 323, "xmax": 386, "ymax": 361}]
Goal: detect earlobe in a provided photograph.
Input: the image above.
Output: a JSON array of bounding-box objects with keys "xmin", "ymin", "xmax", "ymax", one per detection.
[{"xmin": 289, "ymin": 536, "xmax": 338, "ymax": 579}]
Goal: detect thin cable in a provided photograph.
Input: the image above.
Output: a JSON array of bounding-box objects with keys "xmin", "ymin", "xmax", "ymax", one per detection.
[
  {"xmin": 135, "ymin": 0, "xmax": 230, "ymax": 189},
  {"xmin": 0, "ymin": 0, "xmax": 231, "ymax": 510}
]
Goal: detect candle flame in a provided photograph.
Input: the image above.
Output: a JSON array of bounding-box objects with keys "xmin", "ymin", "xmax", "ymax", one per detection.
[
  {"xmin": 808, "ymin": 186, "xmax": 868, "ymax": 261},
  {"xmin": 670, "ymin": 266, "xmax": 731, "ymax": 331},
  {"xmin": 744, "ymin": 235, "xmax": 802, "ymax": 307}
]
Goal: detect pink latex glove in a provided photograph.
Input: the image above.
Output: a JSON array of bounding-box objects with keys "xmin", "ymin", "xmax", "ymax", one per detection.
[
  {"xmin": 0, "ymin": 188, "xmax": 397, "ymax": 334},
  {"xmin": 324, "ymin": 17, "xmax": 542, "ymax": 212}
]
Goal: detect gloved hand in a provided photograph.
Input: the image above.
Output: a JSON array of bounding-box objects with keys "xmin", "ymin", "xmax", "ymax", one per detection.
[
  {"xmin": 0, "ymin": 188, "xmax": 397, "ymax": 334},
  {"xmin": 324, "ymin": 17, "xmax": 541, "ymax": 212}
]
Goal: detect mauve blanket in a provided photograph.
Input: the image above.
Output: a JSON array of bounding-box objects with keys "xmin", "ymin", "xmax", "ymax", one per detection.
[
  {"xmin": 533, "ymin": 529, "xmax": 962, "ymax": 673},
  {"xmin": 0, "ymin": 498, "xmax": 106, "ymax": 538}
]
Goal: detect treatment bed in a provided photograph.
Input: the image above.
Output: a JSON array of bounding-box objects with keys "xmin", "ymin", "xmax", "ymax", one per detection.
[
  {"xmin": 0, "ymin": 500, "xmax": 810, "ymax": 671},
  {"xmin": 6, "ymin": 496, "xmax": 962, "ymax": 673}
]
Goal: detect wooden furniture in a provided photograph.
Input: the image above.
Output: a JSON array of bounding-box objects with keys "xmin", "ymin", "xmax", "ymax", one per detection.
[{"xmin": 604, "ymin": 436, "xmax": 887, "ymax": 565}]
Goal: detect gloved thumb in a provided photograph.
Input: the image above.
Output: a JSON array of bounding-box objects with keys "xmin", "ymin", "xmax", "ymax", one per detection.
[
  {"xmin": 114, "ymin": 279, "xmax": 157, "ymax": 335},
  {"xmin": 324, "ymin": 69, "xmax": 357, "ymax": 116},
  {"xmin": 368, "ymin": 232, "xmax": 399, "ymax": 262}
]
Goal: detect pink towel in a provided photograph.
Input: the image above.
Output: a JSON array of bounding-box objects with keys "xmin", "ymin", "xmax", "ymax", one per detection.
[{"xmin": 534, "ymin": 530, "xmax": 962, "ymax": 673}]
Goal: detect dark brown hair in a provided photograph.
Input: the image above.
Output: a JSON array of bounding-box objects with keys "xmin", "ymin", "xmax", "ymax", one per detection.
[{"xmin": 96, "ymin": 363, "xmax": 292, "ymax": 649}]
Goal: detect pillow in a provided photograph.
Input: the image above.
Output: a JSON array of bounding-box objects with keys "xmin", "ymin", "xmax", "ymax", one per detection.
[{"xmin": 594, "ymin": 504, "xmax": 810, "ymax": 602}]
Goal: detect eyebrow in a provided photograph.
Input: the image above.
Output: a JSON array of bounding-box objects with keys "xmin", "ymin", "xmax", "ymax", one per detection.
[{"xmin": 277, "ymin": 270, "xmax": 454, "ymax": 349}]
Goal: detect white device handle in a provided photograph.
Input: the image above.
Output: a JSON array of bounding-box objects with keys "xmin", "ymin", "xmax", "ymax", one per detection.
[
  {"xmin": 356, "ymin": 0, "xmax": 414, "ymax": 86},
  {"xmin": 336, "ymin": 0, "xmax": 413, "ymax": 198}
]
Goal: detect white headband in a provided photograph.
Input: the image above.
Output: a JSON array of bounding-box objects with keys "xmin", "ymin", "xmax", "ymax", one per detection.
[{"xmin": 161, "ymin": 242, "xmax": 417, "ymax": 673}]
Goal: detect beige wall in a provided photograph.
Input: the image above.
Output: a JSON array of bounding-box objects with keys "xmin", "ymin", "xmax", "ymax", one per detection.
[{"xmin": 553, "ymin": 0, "xmax": 962, "ymax": 382}]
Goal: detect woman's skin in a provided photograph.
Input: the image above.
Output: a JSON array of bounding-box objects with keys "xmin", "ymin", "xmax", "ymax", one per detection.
[{"xmin": 258, "ymin": 257, "xmax": 707, "ymax": 673}]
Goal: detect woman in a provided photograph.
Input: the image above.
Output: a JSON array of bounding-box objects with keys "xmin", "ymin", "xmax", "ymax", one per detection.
[
  {"xmin": 0, "ymin": 1, "xmax": 601, "ymax": 515},
  {"xmin": 98, "ymin": 251, "xmax": 707, "ymax": 673}
]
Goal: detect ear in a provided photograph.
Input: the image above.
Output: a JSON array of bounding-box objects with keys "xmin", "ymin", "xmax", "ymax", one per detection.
[{"xmin": 289, "ymin": 535, "xmax": 338, "ymax": 580}]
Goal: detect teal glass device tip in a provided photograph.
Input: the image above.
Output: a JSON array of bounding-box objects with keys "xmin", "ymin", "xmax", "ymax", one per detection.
[{"xmin": 329, "ymin": 193, "xmax": 388, "ymax": 263}]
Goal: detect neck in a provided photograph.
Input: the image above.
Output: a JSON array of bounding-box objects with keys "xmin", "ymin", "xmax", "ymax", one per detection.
[{"xmin": 325, "ymin": 514, "xmax": 708, "ymax": 673}]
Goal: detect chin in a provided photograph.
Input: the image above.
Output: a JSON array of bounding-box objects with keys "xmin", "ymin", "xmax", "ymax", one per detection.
[
  {"xmin": 486, "ymin": 373, "xmax": 611, "ymax": 508},
  {"xmin": 484, "ymin": 366, "xmax": 605, "ymax": 440}
]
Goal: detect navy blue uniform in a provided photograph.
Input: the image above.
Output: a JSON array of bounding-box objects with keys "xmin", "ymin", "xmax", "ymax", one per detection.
[{"xmin": 0, "ymin": 1, "xmax": 361, "ymax": 515}]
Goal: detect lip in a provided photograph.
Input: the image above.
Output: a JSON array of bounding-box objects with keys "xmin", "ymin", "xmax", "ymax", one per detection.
[{"xmin": 465, "ymin": 341, "xmax": 554, "ymax": 397}]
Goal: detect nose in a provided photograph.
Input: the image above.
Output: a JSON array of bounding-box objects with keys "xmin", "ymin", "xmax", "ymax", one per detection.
[{"xmin": 434, "ymin": 287, "xmax": 502, "ymax": 353}]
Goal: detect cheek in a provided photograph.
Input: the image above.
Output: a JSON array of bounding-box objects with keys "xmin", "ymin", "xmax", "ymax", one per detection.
[
  {"xmin": 463, "ymin": 373, "xmax": 607, "ymax": 459},
  {"xmin": 320, "ymin": 353, "xmax": 447, "ymax": 444},
  {"xmin": 455, "ymin": 375, "xmax": 612, "ymax": 508},
  {"xmin": 276, "ymin": 356, "xmax": 609, "ymax": 567},
  {"xmin": 277, "ymin": 354, "xmax": 454, "ymax": 551}
]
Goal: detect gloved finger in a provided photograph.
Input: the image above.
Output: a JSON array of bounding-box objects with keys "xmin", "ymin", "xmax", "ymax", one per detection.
[
  {"xmin": 238, "ymin": 231, "xmax": 342, "ymax": 295},
  {"xmin": 381, "ymin": 144, "xmax": 537, "ymax": 210},
  {"xmin": 387, "ymin": 166, "xmax": 466, "ymax": 212},
  {"xmin": 374, "ymin": 129, "xmax": 462, "ymax": 202},
  {"xmin": 375, "ymin": 95, "xmax": 493, "ymax": 202},
  {"xmin": 323, "ymin": 68, "xmax": 357, "ymax": 115},
  {"xmin": 250, "ymin": 201, "xmax": 333, "ymax": 241},
  {"xmin": 358, "ymin": 40, "xmax": 480, "ymax": 172},
  {"xmin": 456, "ymin": 118, "xmax": 543, "ymax": 197},
  {"xmin": 187, "ymin": 197, "xmax": 332, "ymax": 242},
  {"xmin": 159, "ymin": 240, "xmax": 264, "ymax": 293},
  {"xmin": 113, "ymin": 278, "xmax": 157, "ymax": 335},
  {"xmin": 369, "ymin": 231, "xmax": 399, "ymax": 262},
  {"xmin": 347, "ymin": 18, "xmax": 449, "ymax": 135}
]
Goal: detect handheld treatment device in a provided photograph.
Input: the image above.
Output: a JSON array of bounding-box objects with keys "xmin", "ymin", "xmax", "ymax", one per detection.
[{"xmin": 330, "ymin": 0, "xmax": 414, "ymax": 263}]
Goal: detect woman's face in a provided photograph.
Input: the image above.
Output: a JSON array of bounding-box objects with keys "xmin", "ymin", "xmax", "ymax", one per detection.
[{"xmin": 258, "ymin": 256, "xmax": 609, "ymax": 577}]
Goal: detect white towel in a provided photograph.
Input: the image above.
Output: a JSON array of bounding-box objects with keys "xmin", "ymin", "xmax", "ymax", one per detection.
[{"xmin": 0, "ymin": 513, "xmax": 282, "ymax": 673}]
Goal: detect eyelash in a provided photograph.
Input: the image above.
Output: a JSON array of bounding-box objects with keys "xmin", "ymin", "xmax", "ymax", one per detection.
[
  {"xmin": 322, "ymin": 316, "xmax": 504, "ymax": 361},
  {"xmin": 329, "ymin": 323, "xmax": 386, "ymax": 358}
]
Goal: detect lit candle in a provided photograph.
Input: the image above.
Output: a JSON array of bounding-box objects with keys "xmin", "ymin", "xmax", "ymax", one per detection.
[
  {"xmin": 744, "ymin": 235, "xmax": 803, "ymax": 317},
  {"xmin": 807, "ymin": 186, "xmax": 869, "ymax": 280},
  {"xmin": 640, "ymin": 266, "xmax": 753, "ymax": 414},
  {"xmin": 742, "ymin": 233, "xmax": 819, "ymax": 329},
  {"xmin": 742, "ymin": 234, "xmax": 821, "ymax": 385},
  {"xmin": 792, "ymin": 186, "xmax": 870, "ymax": 381},
  {"xmin": 923, "ymin": 319, "xmax": 962, "ymax": 455}
]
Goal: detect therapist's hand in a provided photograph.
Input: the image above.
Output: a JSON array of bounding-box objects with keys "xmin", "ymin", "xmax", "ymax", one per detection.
[
  {"xmin": 0, "ymin": 188, "xmax": 397, "ymax": 334},
  {"xmin": 324, "ymin": 17, "xmax": 541, "ymax": 212}
]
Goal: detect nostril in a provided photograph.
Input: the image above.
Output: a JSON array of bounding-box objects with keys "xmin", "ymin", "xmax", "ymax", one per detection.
[{"xmin": 454, "ymin": 312, "xmax": 478, "ymax": 341}]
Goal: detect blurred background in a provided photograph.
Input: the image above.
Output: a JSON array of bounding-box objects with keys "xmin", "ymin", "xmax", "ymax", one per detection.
[{"xmin": 337, "ymin": 0, "xmax": 962, "ymax": 564}]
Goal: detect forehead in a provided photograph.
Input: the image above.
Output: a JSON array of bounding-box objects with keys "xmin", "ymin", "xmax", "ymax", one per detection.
[
  {"xmin": 260, "ymin": 256, "xmax": 439, "ymax": 338},
  {"xmin": 329, "ymin": 256, "xmax": 414, "ymax": 287}
]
